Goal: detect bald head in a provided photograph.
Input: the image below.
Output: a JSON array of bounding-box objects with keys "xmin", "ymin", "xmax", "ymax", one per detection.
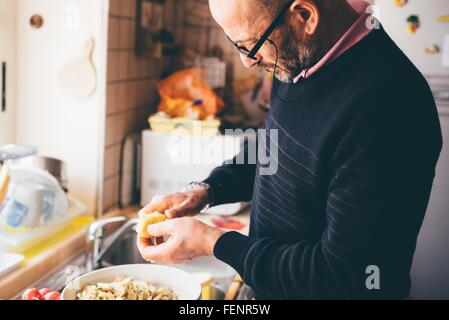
[
  {"xmin": 209, "ymin": 0, "xmax": 341, "ymax": 30},
  {"xmin": 208, "ymin": 0, "xmax": 359, "ymax": 83},
  {"xmin": 209, "ymin": 0, "xmax": 270, "ymax": 42}
]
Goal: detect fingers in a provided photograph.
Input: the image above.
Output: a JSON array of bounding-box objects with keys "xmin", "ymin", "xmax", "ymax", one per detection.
[
  {"xmin": 137, "ymin": 235, "xmax": 165, "ymax": 262},
  {"xmin": 139, "ymin": 242, "xmax": 172, "ymax": 263},
  {"xmin": 165, "ymin": 199, "xmax": 194, "ymax": 219},
  {"xmin": 136, "ymin": 221, "xmax": 171, "ymax": 258},
  {"xmin": 137, "ymin": 233, "xmax": 174, "ymax": 264},
  {"xmin": 138, "ymin": 195, "xmax": 169, "ymax": 218},
  {"xmin": 146, "ymin": 220, "xmax": 174, "ymax": 238},
  {"xmin": 139, "ymin": 190, "xmax": 207, "ymax": 219},
  {"xmin": 136, "ymin": 218, "xmax": 204, "ymax": 265},
  {"xmin": 137, "ymin": 236, "xmax": 153, "ymax": 254},
  {"xmin": 154, "ymin": 236, "xmax": 164, "ymax": 245}
]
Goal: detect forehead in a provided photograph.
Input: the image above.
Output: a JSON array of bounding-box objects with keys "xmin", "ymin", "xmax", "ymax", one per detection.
[{"xmin": 209, "ymin": 0, "xmax": 268, "ymax": 41}]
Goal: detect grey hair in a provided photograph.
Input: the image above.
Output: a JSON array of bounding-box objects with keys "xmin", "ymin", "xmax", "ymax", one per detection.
[
  {"xmin": 258, "ymin": 0, "xmax": 328, "ymax": 13},
  {"xmin": 257, "ymin": 0, "xmax": 284, "ymax": 16}
]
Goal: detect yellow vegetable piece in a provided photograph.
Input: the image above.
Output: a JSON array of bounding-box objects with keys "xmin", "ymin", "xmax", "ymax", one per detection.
[{"xmin": 137, "ymin": 212, "xmax": 167, "ymax": 238}]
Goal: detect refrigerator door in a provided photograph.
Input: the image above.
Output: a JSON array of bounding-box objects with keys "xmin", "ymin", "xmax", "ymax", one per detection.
[
  {"xmin": 375, "ymin": 0, "xmax": 449, "ymax": 76},
  {"xmin": 410, "ymin": 78, "xmax": 449, "ymax": 299}
]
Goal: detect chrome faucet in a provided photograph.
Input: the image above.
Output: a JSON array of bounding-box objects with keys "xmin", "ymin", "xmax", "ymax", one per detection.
[{"xmin": 85, "ymin": 216, "xmax": 127, "ymax": 270}]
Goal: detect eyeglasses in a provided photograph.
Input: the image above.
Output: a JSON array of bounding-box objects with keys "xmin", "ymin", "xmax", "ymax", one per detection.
[{"xmin": 227, "ymin": 0, "xmax": 295, "ymax": 61}]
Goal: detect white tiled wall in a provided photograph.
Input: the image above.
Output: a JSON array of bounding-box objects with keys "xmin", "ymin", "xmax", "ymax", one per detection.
[{"xmin": 104, "ymin": 0, "xmax": 163, "ymax": 210}]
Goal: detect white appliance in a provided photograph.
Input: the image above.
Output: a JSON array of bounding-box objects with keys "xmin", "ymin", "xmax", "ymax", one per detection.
[{"xmin": 141, "ymin": 130, "xmax": 249, "ymax": 216}]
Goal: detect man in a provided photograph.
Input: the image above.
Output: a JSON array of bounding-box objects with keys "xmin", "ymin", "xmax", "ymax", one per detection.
[{"xmin": 137, "ymin": 0, "xmax": 442, "ymax": 299}]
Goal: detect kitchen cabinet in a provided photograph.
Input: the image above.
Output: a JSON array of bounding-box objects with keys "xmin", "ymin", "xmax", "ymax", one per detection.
[{"xmin": 0, "ymin": 0, "xmax": 17, "ymax": 145}]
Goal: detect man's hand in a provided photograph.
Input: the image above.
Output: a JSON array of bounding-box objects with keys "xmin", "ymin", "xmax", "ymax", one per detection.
[
  {"xmin": 139, "ymin": 187, "xmax": 209, "ymax": 219},
  {"xmin": 137, "ymin": 217, "xmax": 224, "ymax": 265}
]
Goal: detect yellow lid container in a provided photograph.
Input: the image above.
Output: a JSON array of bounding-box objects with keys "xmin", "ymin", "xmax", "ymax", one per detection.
[{"xmin": 191, "ymin": 272, "xmax": 214, "ymax": 300}]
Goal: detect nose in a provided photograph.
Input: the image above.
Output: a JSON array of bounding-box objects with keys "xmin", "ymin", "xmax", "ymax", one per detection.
[{"xmin": 240, "ymin": 53, "xmax": 260, "ymax": 68}]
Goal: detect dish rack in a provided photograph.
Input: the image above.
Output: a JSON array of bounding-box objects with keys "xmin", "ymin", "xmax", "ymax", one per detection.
[{"xmin": 0, "ymin": 197, "xmax": 86, "ymax": 253}]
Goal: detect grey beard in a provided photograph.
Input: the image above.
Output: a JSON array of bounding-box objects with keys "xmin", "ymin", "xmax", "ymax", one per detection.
[
  {"xmin": 273, "ymin": 46, "xmax": 317, "ymax": 84},
  {"xmin": 273, "ymin": 24, "xmax": 321, "ymax": 83}
]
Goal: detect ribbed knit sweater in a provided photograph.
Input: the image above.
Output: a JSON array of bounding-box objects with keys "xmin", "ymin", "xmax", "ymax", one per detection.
[{"xmin": 204, "ymin": 27, "xmax": 442, "ymax": 299}]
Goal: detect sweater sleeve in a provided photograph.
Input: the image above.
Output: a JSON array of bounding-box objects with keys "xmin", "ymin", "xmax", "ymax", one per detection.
[
  {"xmin": 214, "ymin": 91, "xmax": 442, "ymax": 299},
  {"xmin": 203, "ymin": 139, "xmax": 257, "ymax": 206}
]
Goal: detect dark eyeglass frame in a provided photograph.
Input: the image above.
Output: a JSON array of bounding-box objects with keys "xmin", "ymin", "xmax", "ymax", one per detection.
[{"xmin": 227, "ymin": 0, "xmax": 295, "ymax": 60}]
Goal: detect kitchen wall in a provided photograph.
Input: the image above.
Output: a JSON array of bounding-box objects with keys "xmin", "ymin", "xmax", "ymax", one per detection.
[
  {"xmin": 102, "ymin": 0, "xmax": 257, "ymax": 212},
  {"xmin": 163, "ymin": 0, "xmax": 257, "ymax": 82},
  {"xmin": 0, "ymin": 0, "xmax": 17, "ymax": 145},
  {"xmin": 13, "ymin": 0, "xmax": 109, "ymax": 215},
  {"xmin": 103, "ymin": 0, "xmax": 165, "ymax": 211}
]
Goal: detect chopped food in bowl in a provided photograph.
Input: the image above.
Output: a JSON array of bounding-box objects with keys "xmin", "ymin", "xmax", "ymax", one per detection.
[
  {"xmin": 62, "ymin": 264, "xmax": 201, "ymax": 300},
  {"xmin": 76, "ymin": 277, "xmax": 176, "ymax": 300}
]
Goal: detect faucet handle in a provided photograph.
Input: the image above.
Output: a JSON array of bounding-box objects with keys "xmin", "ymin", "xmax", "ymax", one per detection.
[
  {"xmin": 86, "ymin": 216, "xmax": 127, "ymax": 270},
  {"xmin": 87, "ymin": 216, "xmax": 127, "ymax": 240}
]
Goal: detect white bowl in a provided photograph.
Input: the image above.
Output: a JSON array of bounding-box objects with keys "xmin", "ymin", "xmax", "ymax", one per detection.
[{"xmin": 62, "ymin": 264, "xmax": 201, "ymax": 300}]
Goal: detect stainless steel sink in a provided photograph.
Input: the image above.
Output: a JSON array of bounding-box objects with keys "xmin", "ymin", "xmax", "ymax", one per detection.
[
  {"xmin": 100, "ymin": 225, "xmax": 146, "ymax": 266},
  {"xmin": 28, "ymin": 217, "xmax": 145, "ymax": 294},
  {"xmin": 29, "ymin": 216, "xmax": 253, "ymax": 300}
]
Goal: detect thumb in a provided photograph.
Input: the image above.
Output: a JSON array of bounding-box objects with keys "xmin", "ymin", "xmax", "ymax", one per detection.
[
  {"xmin": 146, "ymin": 221, "xmax": 173, "ymax": 238},
  {"xmin": 165, "ymin": 199, "xmax": 194, "ymax": 219},
  {"xmin": 139, "ymin": 202, "xmax": 167, "ymax": 218}
]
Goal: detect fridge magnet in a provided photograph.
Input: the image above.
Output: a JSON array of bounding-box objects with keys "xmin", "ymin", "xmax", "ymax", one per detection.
[
  {"xmin": 406, "ymin": 15, "xmax": 420, "ymax": 33},
  {"xmin": 424, "ymin": 44, "xmax": 440, "ymax": 54},
  {"xmin": 394, "ymin": 0, "xmax": 407, "ymax": 7},
  {"xmin": 437, "ymin": 15, "xmax": 449, "ymax": 23}
]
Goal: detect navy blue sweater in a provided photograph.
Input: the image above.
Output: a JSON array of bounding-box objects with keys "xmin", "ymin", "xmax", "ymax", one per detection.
[{"xmin": 205, "ymin": 28, "xmax": 442, "ymax": 299}]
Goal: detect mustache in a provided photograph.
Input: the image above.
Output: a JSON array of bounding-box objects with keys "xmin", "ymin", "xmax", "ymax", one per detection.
[
  {"xmin": 257, "ymin": 61, "xmax": 285, "ymax": 73},
  {"xmin": 257, "ymin": 62, "xmax": 284, "ymax": 71},
  {"xmin": 257, "ymin": 61, "xmax": 274, "ymax": 69}
]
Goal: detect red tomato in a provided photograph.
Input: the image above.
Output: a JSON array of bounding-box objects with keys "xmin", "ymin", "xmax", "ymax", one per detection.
[
  {"xmin": 43, "ymin": 291, "xmax": 61, "ymax": 300},
  {"xmin": 39, "ymin": 288, "xmax": 53, "ymax": 297},
  {"xmin": 21, "ymin": 288, "xmax": 42, "ymax": 301}
]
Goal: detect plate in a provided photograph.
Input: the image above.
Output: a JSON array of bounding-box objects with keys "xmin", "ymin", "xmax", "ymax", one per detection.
[{"xmin": 0, "ymin": 253, "xmax": 24, "ymax": 278}]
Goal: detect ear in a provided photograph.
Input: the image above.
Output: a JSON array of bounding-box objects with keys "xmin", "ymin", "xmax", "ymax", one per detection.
[{"xmin": 290, "ymin": 0, "xmax": 320, "ymax": 35}]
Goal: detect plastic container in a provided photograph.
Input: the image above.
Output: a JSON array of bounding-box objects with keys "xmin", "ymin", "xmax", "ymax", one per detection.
[{"xmin": 149, "ymin": 114, "xmax": 221, "ymax": 136}]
